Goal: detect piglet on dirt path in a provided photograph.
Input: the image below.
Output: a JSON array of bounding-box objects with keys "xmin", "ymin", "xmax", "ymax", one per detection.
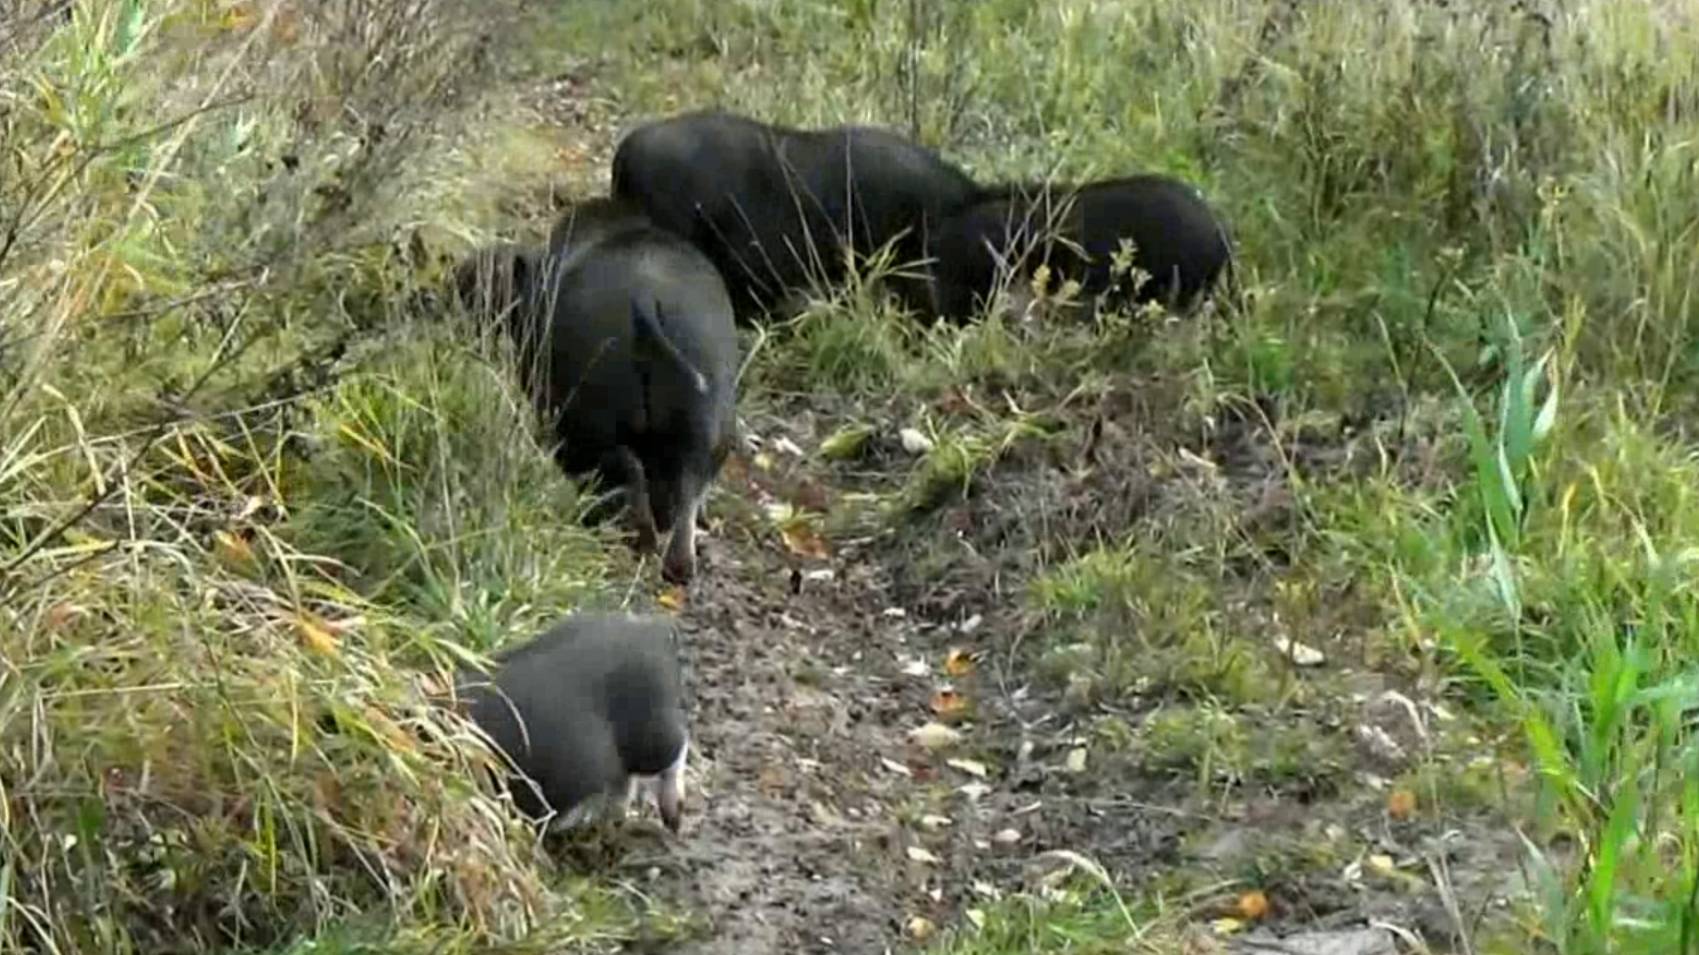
[{"xmin": 457, "ymin": 612, "xmax": 691, "ymax": 833}]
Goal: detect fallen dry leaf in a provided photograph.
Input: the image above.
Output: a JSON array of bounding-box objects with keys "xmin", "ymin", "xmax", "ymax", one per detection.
[
  {"xmin": 1064, "ymin": 746, "xmax": 1088, "ymax": 774},
  {"xmin": 906, "ymin": 845, "xmax": 941, "ymax": 865},
  {"xmin": 909, "ymin": 722, "xmax": 963, "ymax": 751},
  {"xmin": 944, "ymin": 647, "xmax": 974, "ymax": 677},
  {"xmin": 992, "ymin": 828, "xmax": 1021, "ymax": 845},
  {"xmin": 1387, "ymin": 788, "xmax": 1417, "ymax": 820},
  {"xmin": 273, "ymin": 9, "xmax": 300, "ymax": 43},
  {"xmin": 1235, "ymin": 889, "xmax": 1270, "ymax": 921},
  {"xmin": 1273, "ymin": 635, "xmax": 1326, "ymax": 667},
  {"xmin": 720, "ymin": 452, "xmax": 751, "ymax": 485},
  {"xmin": 788, "ymin": 478, "xmax": 832, "ymax": 512},
  {"xmin": 879, "ymin": 757, "xmax": 914, "ymax": 778},
  {"xmin": 899, "ymin": 427, "xmax": 935, "ymax": 455},
  {"xmin": 946, "ymin": 757, "xmax": 988, "ymax": 778},
  {"xmin": 297, "ymin": 614, "xmax": 339, "ymax": 657},
  {"xmin": 213, "ymin": 529, "xmax": 255, "ymax": 569},
  {"xmin": 930, "ymin": 688, "xmax": 967, "ymax": 720},
  {"xmin": 362, "ymin": 706, "xmax": 414, "ymax": 754},
  {"xmin": 779, "ymin": 521, "xmax": 831, "ymax": 560},
  {"xmin": 919, "ymin": 814, "xmax": 953, "ymax": 830},
  {"xmin": 937, "ymin": 389, "xmax": 974, "ymax": 416},
  {"xmin": 906, "ymin": 916, "xmax": 936, "ymax": 941},
  {"xmin": 221, "ymin": 2, "xmax": 256, "ymax": 30},
  {"xmin": 1367, "ymin": 853, "xmax": 1397, "ymax": 876},
  {"xmin": 1212, "ymin": 917, "xmax": 1247, "ymax": 936},
  {"xmin": 44, "ymin": 602, "xmax": 81, "ymax": 631},
  {"xmin": 657, "ymin": 586, "xmax": 687, "ymax": 611},
  {"xmin": 756, "ymin": 760, "xmax": 788, "ymax": 786}
]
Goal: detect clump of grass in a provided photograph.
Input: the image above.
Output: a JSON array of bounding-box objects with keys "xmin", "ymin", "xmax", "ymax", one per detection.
[
  {"xmin": 0, "ymin": 0, "xmax": 647, "ymax": 950},
  {"xmin": 898, "ymin": 411, "xmax": 1063, "ymax": 513},
  {"xmin": 1027, "ymin": 545, "xmax": 1282, "ymax": 706},
  {"xmin": 922, "ymin": 861, "xmax": 1173, "ymax": 955},
  {"xmin": 1340, "ymin": 321, "xmax": 1699, "ymax": 951}
]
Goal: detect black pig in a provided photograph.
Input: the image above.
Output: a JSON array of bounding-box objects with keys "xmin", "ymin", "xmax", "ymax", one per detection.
[
  {"xmin": 456, "ymin": 199, "xmax": 740, "ymax": 583},
  {"xmin": 458, "ymin": 612, "xmax": 690, "ymax": 833},
  {"xmin": 610, "ymin": 108, "xmax": 983, "ymax": 323},
  {"xmin": 926, "ymin": 174, "xmax": 1233, "ymax": 322}
]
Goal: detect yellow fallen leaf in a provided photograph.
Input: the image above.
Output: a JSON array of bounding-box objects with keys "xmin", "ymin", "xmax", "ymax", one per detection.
[
  {"xmin": 879, "ymin": 757, "xmax": 913, "ymax": 777},
  {"xmin": 214, "ymin": 529, "xmax": 255, "ymax": 569},
  {"xmin": 1387, "ymin": 788, "xmax": 1417, "ymax": 820},
  {"xmin": 221, "ymin": 3, "xmax": 256, "ymax": 30},
  {"xmin": 779, "ymin": 521, "xmax": 830, "ymax": 560},
  {"xmin": 908, "ymin": 722, "xmax": 963, "ymax": 750},
  {"xmin": 905, "ymin": 916, "xmax": 936, "ymax": 941},
  {"xmin": 944, "ymin": 647, "xmax": 973, "ymax": 677},
  {"xmin": 657, "ymin": 586, "xmax": 687, "ymax": 611},
  {"xmin": 1212, "ymin": 917, "xmax": 1246, "ymax": 935},
  {"xmin": 929, "ymin": 688, "xmax": 967, "ymax": 720},
  {"xmin": 946, "ymin": 757, "xmax": 988, "ymax": 778},
  {"xmin": 297, "ymin": 614, "xmax": 339, "ymax": 657},
  {"xmin": 906, "ymin": 845, "xmax": 940, "ymax": 865},
  {"xmin": 1236, "ymin": 889, "xmax": 1269, "ymax": 921},
  {"xmin": 362, "ymin": 706, "xmax": 415, "ymax": 754},
  {"xmin": 1064, "ymin": 747, "xmax": 1088, "ymax": 773}
]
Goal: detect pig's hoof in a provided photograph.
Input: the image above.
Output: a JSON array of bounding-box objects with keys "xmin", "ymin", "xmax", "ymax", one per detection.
[{"xmin": 660, "ymin": 556, "xmax": 694, "ymax": 585}]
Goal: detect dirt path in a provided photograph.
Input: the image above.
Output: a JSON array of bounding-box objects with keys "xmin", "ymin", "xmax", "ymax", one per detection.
[{"xmin": 569, "ymin": 399, "xmax": 1065, "ymax": 954}]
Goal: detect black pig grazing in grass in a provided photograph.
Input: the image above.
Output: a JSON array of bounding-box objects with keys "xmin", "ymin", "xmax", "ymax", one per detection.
[
  {"xmin": 610, "ymin": 108, "xmax": 983, "ymax": 323},
  {"xmin": 455, "ymin": 198, "xmax": 740, "ymax": 584},
  {"xmin": 925, "ymin": 174, "xmax": 1233, "ymax": 322},
  {"xmin": 457, "ymin": 612, "xmax": 690, "ymax": 833}
]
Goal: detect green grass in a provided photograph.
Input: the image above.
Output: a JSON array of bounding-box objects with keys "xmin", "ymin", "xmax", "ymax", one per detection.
[{"xmin": 7, "ymin": 0, "xmax": 1699, "ymax": 951}]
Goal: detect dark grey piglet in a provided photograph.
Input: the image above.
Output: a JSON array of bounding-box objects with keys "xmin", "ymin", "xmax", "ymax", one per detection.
[{"xmin": 457, "ymin": 612, "xmax": 690, "ymax": 833}]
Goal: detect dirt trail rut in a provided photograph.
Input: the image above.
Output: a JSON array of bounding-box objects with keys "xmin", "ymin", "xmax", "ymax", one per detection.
[{"xmin": 610, "ymin": 404, "xmax": 1173, "ymax": 953}]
